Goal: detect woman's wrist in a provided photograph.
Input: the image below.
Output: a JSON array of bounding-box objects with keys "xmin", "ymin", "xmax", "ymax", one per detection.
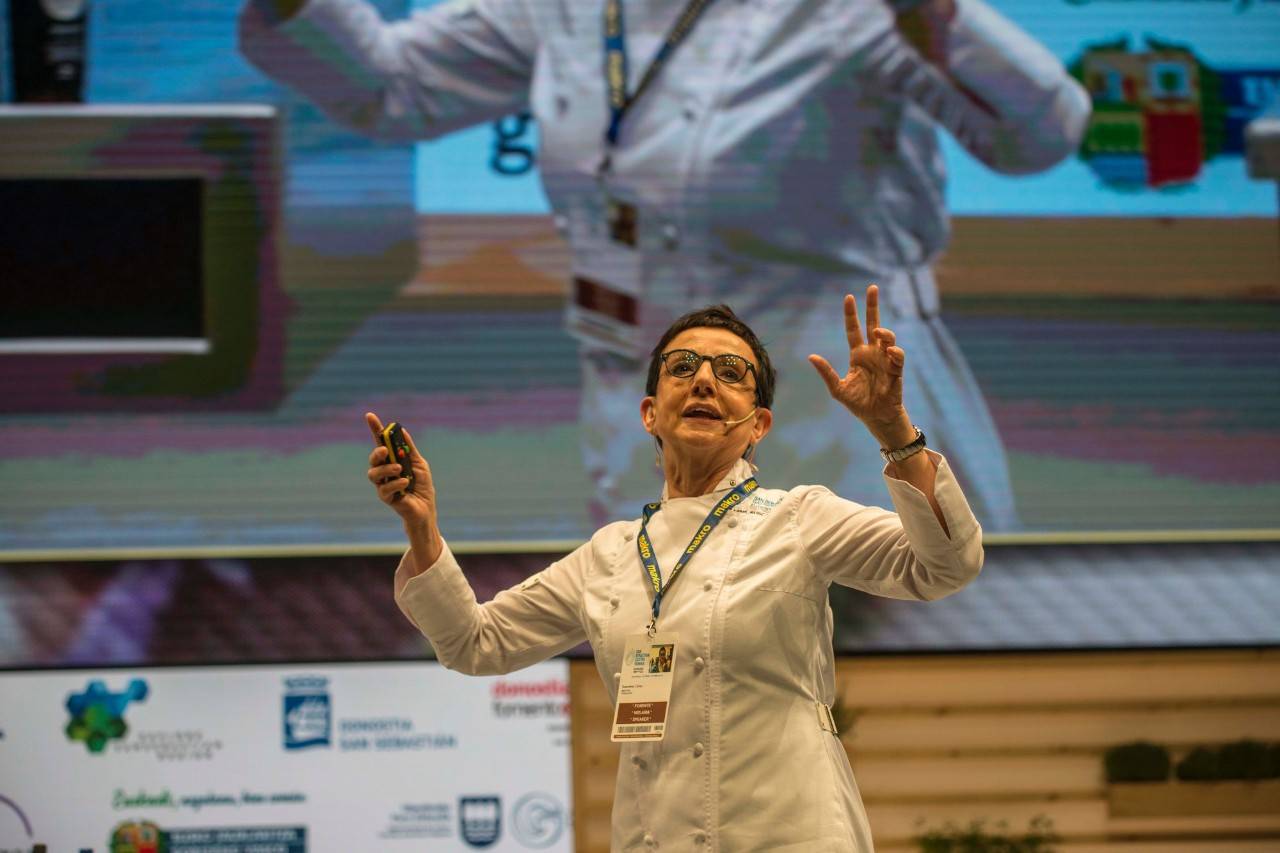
[
  {"xmin": 865, "ymin": 410, "xmax": 916, "ymax": 451},
  {"xmin": 404, "ymin": 519, "xmax": 444, "ymax": 570}
]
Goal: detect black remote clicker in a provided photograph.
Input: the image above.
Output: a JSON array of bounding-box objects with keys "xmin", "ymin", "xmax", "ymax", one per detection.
[{"xmin": 379, "ymin": 421, "xmax": 415, "ymax": 496}]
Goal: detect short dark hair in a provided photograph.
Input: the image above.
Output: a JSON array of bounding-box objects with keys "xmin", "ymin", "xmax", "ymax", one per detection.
[{"xmin": 645, "ymin": 305, "xmax": 776, "ymax": 409}]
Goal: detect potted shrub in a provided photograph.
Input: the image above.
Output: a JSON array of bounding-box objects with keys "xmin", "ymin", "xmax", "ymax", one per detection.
[
  {"xmin": 916, "ymin": 817, "xmax": 1058, "ymax": 853},
  {"xmin": 1108, "ymin": 739, "xmax": 1280, "ymax": 818}
]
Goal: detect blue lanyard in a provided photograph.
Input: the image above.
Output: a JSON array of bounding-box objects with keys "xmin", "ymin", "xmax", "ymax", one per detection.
[
  {"xmin": 601, "ymin": 0, "xmax": 716, "ymax": 158},
  {"xmin": 636, "ymin": 478, "xmax": 758, "ymax": 634}
]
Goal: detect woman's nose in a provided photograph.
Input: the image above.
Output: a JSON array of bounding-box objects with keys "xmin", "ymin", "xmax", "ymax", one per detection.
[{"xmin": 691, "ymin": 360, "xmax": 718, "ymax": 387}]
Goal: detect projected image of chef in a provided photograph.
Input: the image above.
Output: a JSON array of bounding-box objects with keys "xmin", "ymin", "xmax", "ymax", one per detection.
[{"xmin": 241, "ymin": 0, "xmax": 1089, "ymax": 530}]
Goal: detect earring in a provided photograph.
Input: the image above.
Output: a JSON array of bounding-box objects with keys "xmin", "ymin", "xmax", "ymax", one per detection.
[
  {"xmin": 745, "ymin": 443, "xmax": 759, "ymax": 472},
  {"xmin": 653, "ymin": 436, "xmax": 664, "ymax": 469}
]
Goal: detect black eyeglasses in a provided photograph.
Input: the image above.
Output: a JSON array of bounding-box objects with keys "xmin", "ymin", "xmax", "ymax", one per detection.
[{"xmin": 660, "ymin": 349, "xmax": 757, "ymax": 386}]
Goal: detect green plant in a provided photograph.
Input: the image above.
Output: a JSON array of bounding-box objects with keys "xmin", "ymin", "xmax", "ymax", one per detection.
[
  {"xmin": 1217, "ymin": 740, "xmax": 1273, "ymax": 780},
  {"xmin": 1175, "ymin": 741, "xmax": 1280, "ymax": 782},
  {"xmin": 917, "ymin": 816, "xmax": 1058, "ymax": 853},
  {"xmin": 1176, "ymin": 745, "xmax": 1219, "ymax": 781},
  {"xmin": 1104, "ymin": 741, "xmax": 1171, "ymax": 783}
]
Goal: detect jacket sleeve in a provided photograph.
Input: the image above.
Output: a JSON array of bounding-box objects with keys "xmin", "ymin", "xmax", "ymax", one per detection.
[
  {"xmin": 862, "ymin": 0, "xmax": 1090, "ymax": 174},
  {"xmin": 394, "ymin": 537, "xmax": 589, "ymax": 675},
  {"xmin": 794, "ymin": 451, "xmax": 983, "ymax": 600},
  {"xmin": 237, "ymin": 0, "xmax": 537, "ymax": 141}
]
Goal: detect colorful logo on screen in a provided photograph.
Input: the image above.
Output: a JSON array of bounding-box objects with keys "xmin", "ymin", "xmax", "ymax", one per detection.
[
  {"xmin": 282, "ymin": 675, "xmax": 331, "ymax": 750},
  {"xmin": 65, "ymin": 678, "xmax": 148, "ymax": 754},
  {"xmin": 459, "ymin": 796, "xmax": 502, "ymax": 848},
  {"xmin": 110, "ymin": 820, "xmax": 167, "ymax": 853},
  {"xmin": 1072, "ymin": 36, "xmax": 1280, "ymax": 187}
]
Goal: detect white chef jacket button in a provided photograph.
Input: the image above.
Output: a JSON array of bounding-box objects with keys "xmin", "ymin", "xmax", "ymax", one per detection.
[
  {"xmin": 702, "ymin": 580, "xmax": 713, "ymax": 592},
  {"xmin": 729, "ymin": 478, "xmax": 737, "ymax": 486},
  {"xmin": 610, "ymin": 596, "xmax": 620, "ymax": 608},
  {"xmin": 693, "ymin": 656, "xmax": 705, "ymax": 670},
  {"xmin": 693, "ymin": 742, "xmax": 704, "ymax": 757},
  {"xmin": 694, "ymin": 831, "xmax": 707, "ymax": 844},
  {"xmin": 644, "ymin": 834, "xmax": 656, "ymax": 846},
  {"xmin": 727, "ymin": 518, "xmax": 738, "ymax": 529}
]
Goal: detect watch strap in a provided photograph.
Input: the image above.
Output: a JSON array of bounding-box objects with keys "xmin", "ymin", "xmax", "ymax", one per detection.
[{"xmin": 880, "ymin": 427, "xmax": 926, "ymax": 464}]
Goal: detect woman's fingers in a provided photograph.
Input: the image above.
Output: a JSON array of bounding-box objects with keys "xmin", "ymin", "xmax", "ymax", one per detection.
[
  {"xmin": 865, "ymin": 284, "xmax": 880, "ymax": 336},
  {"xmin": 885, "ymin": 346, "xmax": 906, "ymax": 379},
  {"xmin": 377, "ymin": 478, "xmax": 410, "ymax": 503},
  {"xmin": 365, "ymin": 411, "xmax": 385, "ymax": 442},
  {"xmin": 808, "ymin": 354, "xmax": 842, "ymax": 397},
  {"xmin": 843, "ymin": 293, "xmax": 863, "ymax": 352},
  {"xmin": 367, "ymin": 459, "xmax": 400, "ymax": 484},
  {"xmin": 402, "ymin": 427, "xmax": 424, "ymax": 464}
]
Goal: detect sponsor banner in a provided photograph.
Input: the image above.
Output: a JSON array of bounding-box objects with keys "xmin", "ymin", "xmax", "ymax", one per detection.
[{"xmin": 0, "ymin": 661, "xmax": 571, "ymax": 851}]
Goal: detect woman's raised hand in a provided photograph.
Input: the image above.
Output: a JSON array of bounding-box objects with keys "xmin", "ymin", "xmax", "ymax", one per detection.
[
  {"xmin": 808, "ymin": 287, "xmax": 914, "ymax": 448},
  {"xmin": 365, "ymin": 412, "xmax": 439, "ymax": 529}
]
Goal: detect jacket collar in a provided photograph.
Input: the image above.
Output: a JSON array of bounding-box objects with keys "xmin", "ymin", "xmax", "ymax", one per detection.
[{"xmin": 660, "ymin": 457, "xmax": 756, "ymax": 503}]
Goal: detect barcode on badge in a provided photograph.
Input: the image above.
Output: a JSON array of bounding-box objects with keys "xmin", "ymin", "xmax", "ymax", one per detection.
[{"xmin": 616, "ymin": 725, "xmax": 655, "ymax": 734}]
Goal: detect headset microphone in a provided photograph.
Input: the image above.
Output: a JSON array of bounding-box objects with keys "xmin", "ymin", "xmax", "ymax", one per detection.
[{"xmin": 721, "ymin": 407, "xmax": 758, "ymax": 431}]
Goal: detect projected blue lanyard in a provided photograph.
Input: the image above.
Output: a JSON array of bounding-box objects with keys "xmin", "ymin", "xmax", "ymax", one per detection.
[
  {"xmin": 600, "ymin": 0, "xmax": 716, "ymax": 175},
  {"xmin": 636, "ymin": 478, "xmax": 758, "ymax": 636}
]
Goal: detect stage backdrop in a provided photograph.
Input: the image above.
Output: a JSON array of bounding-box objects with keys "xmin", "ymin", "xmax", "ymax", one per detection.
[
  {"xmin": 0, "ymin": 0, "xmax": 1277, "ymax": 554},
  {"xmin": 0, "ymin": 661, "xmax": 572, "ymax": 852}
]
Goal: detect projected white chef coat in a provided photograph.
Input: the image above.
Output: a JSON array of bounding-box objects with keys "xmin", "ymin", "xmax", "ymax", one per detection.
[
  {"xmin": 394, "ymin": 455, "xmax": 983, "ymax": 850},
  {"xmin": 239, "ymin": 0, "xmax": 1089, "ymax": 530}
]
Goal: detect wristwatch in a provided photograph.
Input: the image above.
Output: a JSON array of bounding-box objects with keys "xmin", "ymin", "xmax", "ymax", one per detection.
[{"xmin": 880, "ymin": 427, "xmax": 926, "ymax": 464}]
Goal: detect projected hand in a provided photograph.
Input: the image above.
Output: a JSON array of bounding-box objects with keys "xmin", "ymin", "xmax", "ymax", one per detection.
[
  {"xmin": 808, "ymin": 287, "xmax": 916, "ymax": 450},
  {"xmin": 366, "ymin": 412, "xmax": 442, "ymax": 564},
  {"xmin": 895, "ymin": 0, "xmax": 956, "ymax": 67}
]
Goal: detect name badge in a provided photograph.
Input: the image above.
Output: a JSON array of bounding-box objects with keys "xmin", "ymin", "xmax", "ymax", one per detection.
[
  {"xmin": 606, "ymin": 198, "xmax": 639, "ymax": 247},
  {"xmin": 611, "ymin": 631, "xmax": 678, "ymax": 742}
]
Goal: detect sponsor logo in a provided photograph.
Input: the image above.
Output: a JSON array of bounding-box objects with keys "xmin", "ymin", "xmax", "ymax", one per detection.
[
  {"xmin": 379, "ymin": 802, "xmax": 452, "ymax": 840},
  {"xmin": 110, "ymin": 819, "xmax": 165, "ymax": 853},
  {"xmin": 1072, "ymin": 35, "xmax": 1280, "ymax": 187},
  {"xmin": 66, "ymin": 679, "xmax": 221, "ymax": 762},
  {"xmin": 110, "ymin": 822, "xmax": 306, "ymax": 853},
  {"xmin": 512, "ymin": 793, "xmax": 564, "ymax": 849},
  {"xmin": 741, "ymin": 493, "xmax": 780, "ymax": 516},
  {"xmin": 491, "ymin": 678, "xmax": 570, "ymax": 720},
  {"xmin": 282, "ymin": 675, "xmax": 457, "ymax": 753},
  {"xmin": 459, "ymin": 796, "xmax": 501, "ymax": 848},
  {"xmin": 65, "ymin": 678, "xmax": 148, "ymax": 754},
  {"xmin": 111, "ymin": 788, "xmax": 306, "ymax": 812},
  {"xmin": 282, "ymin": 676, "xmax": 330, "ymax": 750},
  {"xmin": 337, "ymin": 717, "xmax": 457, "ymax": 752}
]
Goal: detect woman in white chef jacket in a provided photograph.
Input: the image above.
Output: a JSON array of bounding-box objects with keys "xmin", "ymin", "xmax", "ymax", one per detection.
[
  {"xmin": 241, "ymin": 0, "xmax": 1090, "ymax": 533},
  {"xmin": 367, "ymin": 290, "xmax": 983, "ymax": 850}
]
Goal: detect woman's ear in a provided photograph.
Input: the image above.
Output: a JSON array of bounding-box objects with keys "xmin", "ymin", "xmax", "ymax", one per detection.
[
  {"xmin": 751, "ymin": 407, "xmax": 773, "ymax": 444},
  {"xmin": 640, "ymin": 396, "xmax": 657, "ymax": 434}
]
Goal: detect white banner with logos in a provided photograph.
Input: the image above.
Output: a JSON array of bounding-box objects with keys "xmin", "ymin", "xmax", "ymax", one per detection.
[{"xmin": 0, "ymin": 661, "xmax": 572, "ymax": 852}]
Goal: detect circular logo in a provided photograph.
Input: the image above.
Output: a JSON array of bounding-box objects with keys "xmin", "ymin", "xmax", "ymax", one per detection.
[{"xmin": 511, "ymin": 793, "xmax": 564, "ymax": 849}]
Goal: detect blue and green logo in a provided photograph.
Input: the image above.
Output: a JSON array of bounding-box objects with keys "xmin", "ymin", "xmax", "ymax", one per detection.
[{"xmin": 65, "ymin": 678, "xmax": 148, "ymax": 754}]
